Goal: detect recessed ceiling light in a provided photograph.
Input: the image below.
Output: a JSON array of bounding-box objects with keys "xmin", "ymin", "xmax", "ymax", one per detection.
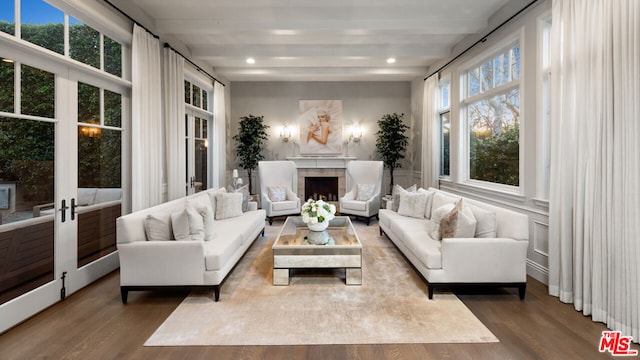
[
  {"xmin": 386, "ymin": 58, "xmax": 396, "ymax": 64},
  {"xmin": 246, "ymin": 57, "xmax": 255, "ymax": 64}
]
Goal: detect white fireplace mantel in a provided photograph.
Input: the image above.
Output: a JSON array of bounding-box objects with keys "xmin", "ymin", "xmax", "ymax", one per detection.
[{"xmin": 286, "ymin": 156, "xmax": 356, "ymax": 169}]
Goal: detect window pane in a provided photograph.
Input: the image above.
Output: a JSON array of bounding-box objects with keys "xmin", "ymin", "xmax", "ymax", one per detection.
[
  {"xmin": 0, "ymin": 116, "xmax": 55, "ymax": 219},
  {"xmin": 468, "ymin": 68, "xmax": 479, "ymax": 97},
  {"xmin": 481, "ymin": 61, "xmax": 493, "ymax": 92},
  {"xmin": 511, "ymin": 45, "xmax": 521, "ymax": 80},
  {"xmin": 195, "ymin": 139, "xmax": 207, "ymax": 192},
  {"xmin": 195, "ymin": 117, "xmax": 201, "ymax": 138},
  {"xmin": 184, "ymin": 81, "xmax": 191, "ymax": 104},
  {"xmin": 78, "ymin": 82, "xmax": 100, "ymax": 124},
  {"xmin": 104, "ymin": 36, "xmax": 122, "ymax": 77},
  {"xmin": 78, "ymin": 127, "xmax": 121, "ymax": 188},
  {"xmin": 0, "ymin": 1, "xmax": 15, "ymax": 36},
  {"xmin": 21, "ymin": 64, "xmax": 55, "ymax": 118},
  {"xmin": 104, "ymin": 90, "xmax": 121, "ymax": 127},
  {"xmin": 440, "ymin": 112, "xmax": 450, "ymax": 176},
  {"xmin": 192, "ymin": 84, "xmax": 201, "ymax": 108},
  {"xmin": 0, "ymin": 58, "xmax": 15, "ymax": 112},
  {"xmin": 20, "ymin": 0, "xmax": 64, "ymax": 55},
  {"xmin": 202, "ymin": 89, "xmax": 208, "ymax": 111},
  {"xmin": 202, "ymin": 119, "xmax": 208, "ymax": 138},
  {"xmin": 468, "ymin": 90, "xmax": 520, "ymax": 186},
  {"xmin": 69, "ymin": 17, "xmax": 100, "ymax": 69},
  {"xmin": 494, "ymin": 52, "xmax": 509, "ymax": 87},
  {"xmin": 441, "ymin": 83, "xmax": 449, "ymax": 109}
]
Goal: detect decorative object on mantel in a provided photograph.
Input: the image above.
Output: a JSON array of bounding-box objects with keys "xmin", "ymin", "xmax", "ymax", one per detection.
[
  {"xmin": 375, "ymin": 113, "xmax": 409, "ymax": 195},
  {"xmin": 233, "ymin": 114, "xmax": 269, "ymax": 194},
  {"xmin": 298, "ymin": 100, "xmax": 343, "ymax": 155},
  {"xmin": 301, "ymin": 198, "xmax": 336, "ymax": 232}
]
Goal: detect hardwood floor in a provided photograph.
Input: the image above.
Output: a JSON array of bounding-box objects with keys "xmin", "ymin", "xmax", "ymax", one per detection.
[{"xmin": 0, "ymin": 269, "xmax": 636, "ymax": 359}]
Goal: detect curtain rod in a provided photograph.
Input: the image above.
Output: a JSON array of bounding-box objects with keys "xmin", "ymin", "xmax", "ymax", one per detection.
[
  {"xmin": 102, "ymin": 0, "xmax": 225, "ymax": 87},
  {"xmin": 424, "ymin": 0, "xmax": 540, "ymax": 80},
  {"xmin": 163, "ymin": 44, "xmax": 226, "ymax": 87}
]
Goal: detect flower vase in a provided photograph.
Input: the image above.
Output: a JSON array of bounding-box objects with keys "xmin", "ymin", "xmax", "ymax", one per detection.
[{"xmin": 307, "ymin": 220, "xmax": 329, "ymax": 232}]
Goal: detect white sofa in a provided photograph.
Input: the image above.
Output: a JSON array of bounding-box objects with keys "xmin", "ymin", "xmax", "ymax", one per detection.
[
  {"xmin": 379, "ymin": 187, "xmax": 529, "ymax": 299},
  {"xmin": 116, "ymin": 188, "xmax": 266, "ymax": 303}
]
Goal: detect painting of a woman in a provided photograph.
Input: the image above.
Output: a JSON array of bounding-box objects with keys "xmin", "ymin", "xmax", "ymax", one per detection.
[{"xmin": 298, "ymin": 100, "xmax": 343, "ymax": 155}]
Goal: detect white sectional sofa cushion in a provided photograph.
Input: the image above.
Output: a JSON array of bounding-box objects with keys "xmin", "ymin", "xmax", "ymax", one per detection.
[
  {"xmin": 116, "ymin": 187, "xmax": 266, "ymax": 303},
  {"xmin": 379, "ymin": 187, "xmax": 529, "ymax": 299}
]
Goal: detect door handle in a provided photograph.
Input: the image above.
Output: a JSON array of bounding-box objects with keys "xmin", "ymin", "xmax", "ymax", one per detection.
[
  {"xmin": 70, "ymin": 198, "xmax": 76, "ymax": 221},
  {"xmin": 190, "ymin": 176, "xmax": 195, "ymax": 188},
  {"xmin": 60, "ymin": 199, "xmax": 69, "ymax": 222}
]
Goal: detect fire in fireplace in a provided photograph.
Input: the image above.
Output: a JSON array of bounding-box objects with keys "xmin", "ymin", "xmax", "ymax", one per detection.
[{"xmin": 304, "ymin": 177, "xmax": 339, "ymax": 202}]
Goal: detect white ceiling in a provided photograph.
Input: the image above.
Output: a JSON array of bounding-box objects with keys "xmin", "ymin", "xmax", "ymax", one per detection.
[{"xmin": 123, "ymin": 0, "xmax": 513, "ymax": 81}]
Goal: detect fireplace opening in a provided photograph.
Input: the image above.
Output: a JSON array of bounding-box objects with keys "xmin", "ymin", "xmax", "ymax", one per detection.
[{"xmin": 304, "ymin": 177, "xmax": 339, "ymax": 202}]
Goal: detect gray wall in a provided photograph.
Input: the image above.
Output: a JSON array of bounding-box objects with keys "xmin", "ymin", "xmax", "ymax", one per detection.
[{"xmin": 228, "ymin": 81, "xmax": 413, "ymax": 193}]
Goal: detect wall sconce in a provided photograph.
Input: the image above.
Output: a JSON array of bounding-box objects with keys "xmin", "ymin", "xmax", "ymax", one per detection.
[
  {"xmin": 280, "ymin": 124, "xmax": 292, "ymax": 142},
  {"xmin": 350, "ymin": 125, "xmax": 363, "ymax": 143}
]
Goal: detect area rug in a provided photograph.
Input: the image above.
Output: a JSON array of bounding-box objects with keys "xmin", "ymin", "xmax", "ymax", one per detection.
[{"xmin": 145, "ymin": 222, "xmax": 498, "ymax": 346}]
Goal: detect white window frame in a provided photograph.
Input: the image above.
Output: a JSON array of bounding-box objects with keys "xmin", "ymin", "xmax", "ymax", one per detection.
[{"xmin": 459, "ymin": 30, "xmax": 524, "ymax": 194}]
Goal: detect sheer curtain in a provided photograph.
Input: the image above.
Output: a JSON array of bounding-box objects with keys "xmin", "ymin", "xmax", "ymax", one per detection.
[
  {"xmin": 549, "ymin": 0, "xmax": 640, "ymax": 340},
  {"xmin": 212, "ymin": 81, "xmax": 226, "ymax": 189},
  {"xmin": 163, "ymin": 47, "xmax": 185, "ymax": 201},
  {"xmin": 131, "ymin": 24, "xmax": 163, "ymax": 211},
  {"xmin": 422, "ymin": 74, "xmax": 439, "ymax": 189}
]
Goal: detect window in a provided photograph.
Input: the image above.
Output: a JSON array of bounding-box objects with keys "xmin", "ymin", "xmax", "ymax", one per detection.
[
  {"xmin": 1, "ymin": 0, "xmax": 122, "ymax": 77},
  {"xmin": 463, "ymin": 41, "xmax": 521, "ymax": 187},
  {"xmin": 439, "ymin": 79, "xmax": 451, "ymax": 177}
]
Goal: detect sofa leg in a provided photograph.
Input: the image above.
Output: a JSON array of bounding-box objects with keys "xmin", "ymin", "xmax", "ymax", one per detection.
[
  {"xmin": 261, "ymin": 228, "xmax": 265, "ymax": 237},
  {"xmin": 214, "ymin": 285, "xmax": 220, "ymax": 302},
  {"xmin": 518, "ymin": 283, "xmax": 526, "ymax": 300},
  {"xmin": 268, "ymin": 217, "xmax": 273, "ymax": 225},
  {"xmin": 120, "ymin": 287, "xmax": 128, "ymax": 304},
  {"xmin": 427, "ymin": 285, "xmax": 434, "ymax": 300},
  {"xmin": 365, "ymin": 217, "xmax": 371, "ymax": 226}
]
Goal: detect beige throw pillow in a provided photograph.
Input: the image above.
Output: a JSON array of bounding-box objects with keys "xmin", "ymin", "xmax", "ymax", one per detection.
[
  {"xmin": 391, "ymin": 184, "xmax": 417, "ymax": 212},
  {"xmin": 430, "ymin": 200, "xmax": 477, "ymax": 240},
  {"xmin": 171, "ymin": 206, "xmax": 205, "ymax": 241},
  {"xmin": 215, "ymin": 192, "xmax": 243, "ymax": 220},
  {"xmin": 356, "ymin": 184, "xmax": 376, "ymax": 201},
  {"xmin": 144, "ymin": 213, "xmax": 173, "ymax": 241},
  {"xmin": 397, "ymin": 191, "xmax": 428, "ymax": 219},
  {"xmin": 268, "ymin": 185, "xmax": 288, "ymax": 202}
]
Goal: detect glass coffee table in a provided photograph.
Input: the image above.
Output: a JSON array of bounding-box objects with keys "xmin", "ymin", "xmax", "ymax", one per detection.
[{"xmin": 272, "ymin": 216, "xmax": 362, "ymax": 286}]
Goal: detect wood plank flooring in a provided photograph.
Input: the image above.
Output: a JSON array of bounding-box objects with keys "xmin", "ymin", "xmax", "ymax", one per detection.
[{"xmin": 1, "ymin": 267, "xmax": 636, "ymax": 359}]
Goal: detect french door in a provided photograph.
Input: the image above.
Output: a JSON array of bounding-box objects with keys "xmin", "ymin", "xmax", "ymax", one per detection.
[
  {"xmin": 185, "ymin": 110, "xmax": 211, "ymax": 195},
  {"xmin": 0, "ymin": 59, "xmax": 126, "ymax": 333}
]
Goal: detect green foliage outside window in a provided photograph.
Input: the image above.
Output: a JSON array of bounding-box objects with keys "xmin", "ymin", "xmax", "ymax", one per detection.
[{"xmin": 469, "ymin": 125, "xmax": 519, "ymax": 186}]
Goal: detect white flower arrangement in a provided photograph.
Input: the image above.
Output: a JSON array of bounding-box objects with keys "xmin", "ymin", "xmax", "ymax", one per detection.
[{"xmin": 301, "ymin": 198, "xmax": 336, "ymax": 224}]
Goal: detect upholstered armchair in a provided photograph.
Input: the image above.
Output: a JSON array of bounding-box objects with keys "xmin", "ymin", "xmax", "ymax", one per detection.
[
  {"xmin": 339, "ymin": 161, "xmax": 383, "ymax": 225},
  {"xmin": 258, "ymin": 161, "xmax": 301, "ymax": 224}
]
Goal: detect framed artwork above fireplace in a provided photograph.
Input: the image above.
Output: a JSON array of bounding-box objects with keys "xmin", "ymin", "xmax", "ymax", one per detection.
[{"xmin": 298, "ymin": 100, "xmax": 343, "ymax": 155}]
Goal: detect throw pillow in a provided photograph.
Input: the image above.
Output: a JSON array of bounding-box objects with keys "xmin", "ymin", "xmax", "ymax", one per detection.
[
  {"xmin": 171, "ymin": 206, "xmax": 205, "ymax": 241},
  {"xmin": 431, "ymin": 200, "xmax": 477, "ymax": 240},
  {"xmin": 144, "ymin": 213, "xmax": 173, "ymax": 241},
  {"xmin": 196, "ymin": 205, "xmax": 216, "ymax": 241},
  {"xmin": 391, "ymin": 184, "xmax": 417, "ymax": 212},
  {"xmin": 356, "ymin": 184, "xmax": 376, "ymax": 201},
  {"xmin": 215, "ymin": 192, "xmax": 243, "ymax": 220},
  {"xmin": 468, "ymin": 204, "xmax": 498, "ymax": 238},
  {"xmin": 268, "ymin": 185, "xmax": 288, "ymax": 202},
  {"xmin": 228, "ymin": 184, "xmax": 250, "ymax": 212},
  {"xmin": 417, "ymin": 188, "xmax": 436, "ymax": 219},
  {"xmin": 397, "ymin": 191, "xmax": 429, "ymax": 219}
]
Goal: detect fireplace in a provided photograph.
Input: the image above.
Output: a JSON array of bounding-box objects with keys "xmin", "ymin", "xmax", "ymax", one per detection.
[{"xmin": 305, "ymin": 177, "xmax": 339, "ymax": 202}]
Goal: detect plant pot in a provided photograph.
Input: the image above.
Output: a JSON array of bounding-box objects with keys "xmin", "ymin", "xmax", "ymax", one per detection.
[{"xmin": 307, "ymin": 220, "xmax": 329, "ymax": 232}]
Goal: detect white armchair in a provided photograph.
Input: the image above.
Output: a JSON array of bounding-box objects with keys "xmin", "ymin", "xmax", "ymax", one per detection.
[
  {"xmin": 258, "ymin": 161, "xmax": 301, "ymax": 225},
  {"xmin": 339, "ymin": 161, "xmax": 383, "ymax": 225}
]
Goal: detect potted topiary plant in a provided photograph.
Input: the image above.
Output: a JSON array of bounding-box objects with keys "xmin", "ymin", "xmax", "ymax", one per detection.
[
  {"xmin": 375, "ymin": 113, "xmax": 409, "ymax": 194},
  {"xmin": 232, "ymin": 114, "xmax": 269, "ymax": 194}
]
